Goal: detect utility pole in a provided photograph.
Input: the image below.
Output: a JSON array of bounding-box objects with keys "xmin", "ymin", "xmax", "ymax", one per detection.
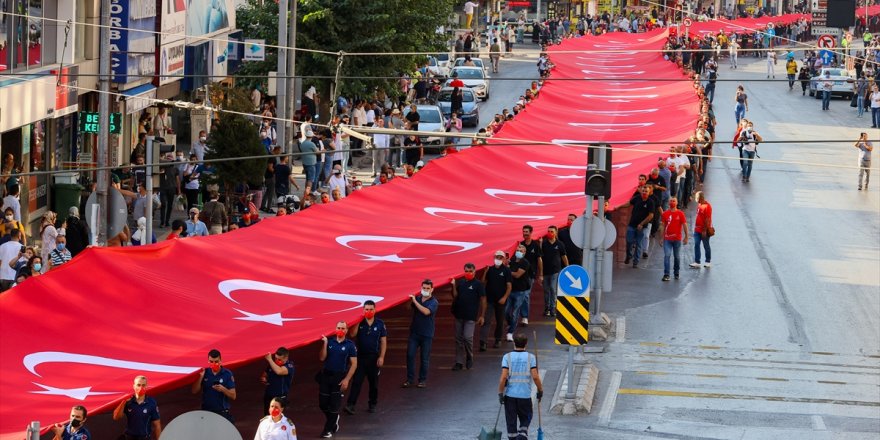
[
  {"xmin": 96, "ymin": 0, "xmax": 111, "ymax": 245},
  {"xmin": 276, "ymin": 0, "xmax": 288, "ymax": 152},
  {"xmin": 287, "ymin": 0, "xmax": 297, "ymax": 147},
  {"xmin": 145, "ymin": 136, "xmax": 154, "ymax": 245}
]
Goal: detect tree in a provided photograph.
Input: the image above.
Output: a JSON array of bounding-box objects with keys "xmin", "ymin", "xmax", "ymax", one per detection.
[
  {"xmin": 204, "ymin": 88, "xmax": 266, "ymax": 196},
  {"xmin": 234, "ymin": 0, "xmax": 282, "ymax": 91}
]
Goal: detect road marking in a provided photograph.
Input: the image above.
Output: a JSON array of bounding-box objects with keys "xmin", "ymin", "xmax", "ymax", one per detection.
[
  {"xmin": 811, "ymin": 415, "xmax": 827, "ymax": 430},
  {"xmin": 639, "ymin": 353, "xmax": 880, "ymax": 371},
  {"xmin": 811, "ymin": 352, "xmax": 836, "ymax": 356},
  {"xmin": 698, "ymin": 345, "xmax": 722, "ymax": 350},
  {"xmin": 635, "ymin": 371, "xmax": 667, "ymax": 376},
  {"xmin": 756, "ymin": 377, "xmax": 789, "ymax": 382},
  {"xmin": 616, "ymin": 316, "xmax": 626, "ymax": 343},
  {"xmin": 617, "ymin": 388, "xmax": 880, "ymax": 407},
  {"xmin": 639, "ymin": 342, "xmax": 667, "ymax": 347},
  {"xmin": 752, "ymin": 348, "xmax": 782, "ymax": 352},
  {"xmin": 696, "ymin": 374, "xmax": 727, "ymax": 379},
  {"xmin": 597, "ymin": 371, "xmax": 622, "ymax": 426},
  {"xmin": 531, "ymin": 369, "xmax": 547, "ymax": 401},
  {"xmin": 817, "ymin": 380, "xmax": 847, "ymax": 385}
]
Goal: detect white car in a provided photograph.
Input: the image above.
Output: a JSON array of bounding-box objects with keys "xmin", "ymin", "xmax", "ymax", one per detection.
[
  {"xmin": 403, "ymin": 105, "xmax": 447, "ymax": 145},
  {"xmin": 428, "ymin": 53, "xmax": 452, "ymax": 77},
  {"xmin": 808, "ymin": 67, "xmax": 854, "ymax": 99},
  {"xmin": 452, "ymin": 57, "xmax": 489, "ymax": 75},
  {"xmin": 446, "ymin": 66, "xmax": 490, "ymax": 101}
]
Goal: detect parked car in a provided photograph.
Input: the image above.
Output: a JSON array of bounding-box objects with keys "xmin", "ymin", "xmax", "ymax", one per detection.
[
  {"xmin": 452, "ymin": 57, "xmax": 489, "ymax": 75},
  {"xmin": 403, "ymin": 105, "xmax": 447, "ymax": 146},
  {"xmin": 446, "ymin": 66, "xmax": 490, "ymax": 101},
  {"xmin": 427, "ymin": 55, "xmax": 448, "ymax": 78},
  {"xmin": 808, "ymin": 68, "xmax": 854, "ymax": 99},
  {"xmin": 437, "ymin": 87, "xmax": 480, "ymax": 127}
]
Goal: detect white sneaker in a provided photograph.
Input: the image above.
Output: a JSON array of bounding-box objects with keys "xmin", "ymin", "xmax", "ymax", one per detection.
[
  {"xmin": 689, "ymin": 263, "xmax": 702, "ymax": 269},
  {"xmin": 520, "ymin": 318, "xmax": 529, "ymax": 325},
  {"xmin": 703, "ymin": 262, "xmax": 712, "ymax": 268},
  {"xmin": 506, "ymin": 333, "xmax": 514, "ymax": 341}
]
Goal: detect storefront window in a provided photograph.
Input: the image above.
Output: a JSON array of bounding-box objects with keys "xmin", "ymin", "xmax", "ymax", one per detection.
[
  {"xmin": 27, "ymin": 0, "xmax": 42, "ymax": 67},
  {"xmin": 1, "ymin": 0, "xmax": 53, "ymax": 70},
  {"xmin": 0, "ymin": 0, "xmax": 8, "ymax": 71}
]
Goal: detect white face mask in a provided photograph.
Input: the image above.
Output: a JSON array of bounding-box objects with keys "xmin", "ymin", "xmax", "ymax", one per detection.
[
  {"xmin": 199, "ymin": 137, "xmax": 207, "ymax": 142},
  {"xmin": 494, "ymin": 258, "xmax": 503, "ymax": 267},
  {"xmin": 420, "ymin": 289, "xmax": 431, "ymax": 297}
]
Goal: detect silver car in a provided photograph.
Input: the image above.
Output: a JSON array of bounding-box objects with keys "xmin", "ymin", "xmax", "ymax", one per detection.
[
  {"xmin": 808, "ymin": 68, "xmax": 854, "ymax": 99},
  {"xmin": 446, "ymin": 66, "xmax": 490, "ymax": 101},
  {"xmin": 403, "ymin": 105, "xmax": 447, "ymax": 145}
]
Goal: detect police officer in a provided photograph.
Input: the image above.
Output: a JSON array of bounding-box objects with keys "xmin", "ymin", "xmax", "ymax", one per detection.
[
  {"xmin": 317, "ymin": 321, "xmax": 358, "ymax": 438},
  {"xmin": 191, "ymin": 349, "xmax": 237, "ymax": 422},
  {"xmin": 112, "ymin": 375, "xmax": 163, "ymax": 440},
  {"xmin": 343, "ymin": 301, "xmax": 387, "ymax": 415},
  {"xmin": 51, "ymin": 405, "xmax": 90, "ymax": 440},
  {"xmin": 261, "ymin": 347, "xmax": 295, "ymax": 414},
  {"xmin": 497, "ymin": 333, "xmax": 544, "ymax": 440}
]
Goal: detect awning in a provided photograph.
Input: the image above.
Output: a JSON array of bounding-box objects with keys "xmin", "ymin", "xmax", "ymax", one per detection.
[{"xmin": 122, "ymin": 83, "xmax": 158, "ymax": 115}]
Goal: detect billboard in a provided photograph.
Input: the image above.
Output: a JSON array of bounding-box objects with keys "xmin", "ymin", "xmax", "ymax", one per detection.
[
  {"xmin": 186, "ymin": 0, "xmax": 236, "ymax": 41},
  {"xmin": 110, "ymin": 0, "xmax": 157, "ymax": 83},
  {"xmin": 159, "ymin": 0, "xmax": 187, "ymax": 85}
]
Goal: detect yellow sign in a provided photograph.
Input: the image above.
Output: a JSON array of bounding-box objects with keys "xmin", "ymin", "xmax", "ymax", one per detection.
[{"xmin": 554, "ymin": 296, "xmax": 590, "ymax": 345}]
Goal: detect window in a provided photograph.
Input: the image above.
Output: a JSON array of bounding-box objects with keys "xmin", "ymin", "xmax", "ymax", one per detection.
[
  {"xmin": 0, "ymin": 0, "xmax": 8, "ymax": 71},
  {"xmin": 1, "ymin": 0, "xmax": 56, "ymax": 70}
]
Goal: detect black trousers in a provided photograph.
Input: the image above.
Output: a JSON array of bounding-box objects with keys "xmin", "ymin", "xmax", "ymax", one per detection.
[
  {"xmin": 317, "ymin": 369, "xmax": 345, "ymax": 433},
  {"xmin": 480, "ymin": 300, "xmax": 506, "ymax": 343},
  {"xmin": 503, "ymin": 396, "xmax": 533, "ymax": 440},
  {"xmin": 159, "ymin": 189, "xmax": 176, "ymax": 225},
  {"xmin": 347, "ymin": 353, "xmax": 380, "ymax": 407}
]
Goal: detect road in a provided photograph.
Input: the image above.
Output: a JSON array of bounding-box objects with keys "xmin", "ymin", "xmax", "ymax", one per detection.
[{"xmin": 52, "ymin": 48, "xmax": 880, "ymax": 440}]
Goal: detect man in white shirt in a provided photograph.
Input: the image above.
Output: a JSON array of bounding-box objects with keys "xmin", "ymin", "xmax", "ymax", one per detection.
[
  {"xmin": 464, "ymin": 1, "xmax": 479, "ymax": 29},
  {"xmin": 192, "ymin": 130, "xmax": 209, "ymax": 162},
  {"xmin": 1, "ymin": 184, "xmax": 21, "ymax": 221},
  {"xmin": 0, "ymin": 228, "xmax": 23, "ymax": 291},
  {"xmin": 372, "ymin": 118, "xmax": 391, "ymax": 177},
  {"xmin": 328, "ymin": 165, "xmax": 348, "ymax": 199}
]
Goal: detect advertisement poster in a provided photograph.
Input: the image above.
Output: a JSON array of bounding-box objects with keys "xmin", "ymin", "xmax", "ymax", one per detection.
[
  {"xmin": 186, "ymin": 0, "xmax": 236, "ymax": 41},
  {"xmin": 159, "ymin": 0, "xmax": 187, "ymax": 85}
]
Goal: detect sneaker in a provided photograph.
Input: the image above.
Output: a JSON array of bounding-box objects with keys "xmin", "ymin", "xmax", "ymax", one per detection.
[
  {"xmin": 642, "ymin": 252, "xmax": 649, "ymax": 258},
  {"xmin": 466, "ymin": 359, "xmax": 474, "ymax": 369},
  {"xmin": 662, "ymin": 275, "xmax": 670, "ymax": 281},
  {"xmin": 493, "ymin": 340, "xmax": 501, "ymax": 348},
  {"xmin": 321, "ymin": 432, "xmax": 333, "ymax": 438},
  {"xmin": 479, "ymin": 341, "xmax": 488, "ymax": 352},
  {"xmin": 506, "ymin": 333, "xmax": 514, "ymax": 342},
  {"xmin": 368, "ymin": 404, "xmax": 376, "ymax": 413},
  {"xmin": 549, "ymin": 310, "xmax": 556, "ymax": 317},
  {"xmin": 452, "ymin": 363, "xmax": 463, "ymax": 371},
  {"xmin": 703, "ymin": 262, "xmax": 712, "ymax": 268},
  {"xmin": 674, "ymin": 274, "xmax": 680, "ymax": 280},
  {"xmin": 689, "ymin": 263, "xmax": 701, "ymax": 269},
  {"xmin": 624, "ymin": 256, "xmax": 631, "ymax": 264},
  {"xmin": 543, "ymin": 310, "xmax": 551, "ymax": 317},
  {"xmin": 343, "ymin": 405, "xmax": 355, "ymax": 415},
  {"xmin": 417, "ymin": 382, "xmax": 427, "ymax": 388},
  {"xmin": 632, "ymin": 263, "xmax": 638, "ymax": 268},
  {"xmin": 520, "ymin": 318, "xmax": 529, "ymax": 326},
  {"xmin": 401, "ymin": 381, "xmax": 412, "ymax": 388},
  {"xmin": 858, "ymin": 186, "xmax": 862, "ymax": 190}
]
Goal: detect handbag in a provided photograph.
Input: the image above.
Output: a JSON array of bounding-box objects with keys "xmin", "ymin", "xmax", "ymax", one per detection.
[{"xmin": 704, "ymin": 217, "xmax": 715, "ymax": 237}]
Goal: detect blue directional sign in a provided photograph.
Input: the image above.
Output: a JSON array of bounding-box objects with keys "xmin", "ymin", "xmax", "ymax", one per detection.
[
  {"xmin": 557, "ymin": 265, "xmax": 590, "ymax": 297},
  {"xmin": 819, "ymin": 50, "xmax": 833, "ymax": 65}
]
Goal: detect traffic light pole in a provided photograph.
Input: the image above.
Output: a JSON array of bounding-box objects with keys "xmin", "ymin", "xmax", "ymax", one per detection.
[
  {"xmin": 591, "ymin": 148, "xmax": 607, "ymax": 325},
  {"xmin": 276, "ymin": 0, "xmax": 288, "ymax": 152},
  {"xmin": 96, "ymin": 0, "xmax": 111, "ymax": 245},
  {"xmin": 145, "ymin": 137, "xmax": 154, "ymax": 245}
]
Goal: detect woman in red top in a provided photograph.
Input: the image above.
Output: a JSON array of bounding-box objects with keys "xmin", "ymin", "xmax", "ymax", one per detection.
[{"xmin": 690, "ymin": 191, "xmax": 712, "ymax": 268}]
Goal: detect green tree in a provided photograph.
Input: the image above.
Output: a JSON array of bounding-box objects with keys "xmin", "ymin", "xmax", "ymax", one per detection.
[
  {"xmin": 234, "ymin": 0, "xmax": 282, "ymax": 91},
  {"xmin": 205, "ymin": 88, "xmax": 266, "ymax": 195}
]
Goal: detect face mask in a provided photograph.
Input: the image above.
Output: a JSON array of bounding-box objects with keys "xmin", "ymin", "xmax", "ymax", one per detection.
[
  {"xmin": 670, "ymin": 202, "xmax": 678, "ymax": 209},
  {"xmin": 70, "ymin": 419, "xmax": 82, "ymax": 428},
  {"xmin": 379, "ymin": 176, "xmax": 388, "ymax": 184},
  {"xmin": 274, "ymin": 359, "xmax": 285, "ymax": 367},
  {"xmin": 334, "ymin": 170, "xmax": 341, "ymax": 175},
  {"xmin": 4, "ymin": 215, "xmax": 11, "ymax": 221},
  {"xmin": 177, "ymin": 156, "xmax": 185, "ymax": 161},
  {"xmin": 464, "ymin": 272, "xmax": 475, "ymax": 281},
  {"xmin": 515, "ymin": 251, "xmax": 524, "ymax": 259},
  {"xmin": 494, "ymin": 258, "xmax": 503, "ymax": 267},
  {"xmin": 270, "ymin": 408, "xmax": 281, "ymax": 417},
  {"xmin": 364, "ymin": 310, "xmax": 375, "ymax": 319},
  {"xmin": 56, "ymin": 243, "xmax": 65, "ymax": 251},
  {"xmin": 135, "ymin": 387, "xmax": 146, "ymax": 397},
  {"xmin": 200, "ymin": 137, "xmax": 207, "ymax": 142},
  {"xmin": 210, "ymin": 364, "xmax": 221, "ymax": 374},
  {"xmin": 335, "ymin": 329, "xmax": 346, "ymax": 338},
  {"xmin": 420, "ymin": 289, "xmax": 431, "ymax": 297},
  {"xmin": 33, "ymin": 263, "xmax": 42, "ymax": 271}
]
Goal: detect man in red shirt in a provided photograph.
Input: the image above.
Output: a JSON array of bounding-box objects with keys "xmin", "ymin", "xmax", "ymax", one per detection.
[
  {"xmin": 690, "ymin": 191, "xmax": 712, "ymax": 268},
  {"xmin": 661, "ymin": 196, "xmax": 688, "ymax": 281}
]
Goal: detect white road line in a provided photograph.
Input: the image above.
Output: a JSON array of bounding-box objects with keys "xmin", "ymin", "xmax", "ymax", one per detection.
[
  {"xmin": 531, "ymin": 369, "xmax": 547, "ymax": 401},
  {"xmin": 597, "ymin": 371, "xmax": 622, "ymax": 426},
  {"xmin": 811, "ymin": 415, "xmax": 827, "ymax": 430},
  {"xmin": 617, "ymin": 316, "xmax": 626, "ymax": 343}
]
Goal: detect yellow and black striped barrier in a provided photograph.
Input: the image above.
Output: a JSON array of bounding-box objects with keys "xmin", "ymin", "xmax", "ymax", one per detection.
[{"xmin": 554, "ymin": 296, "xmax": 590, "ymax": 345}]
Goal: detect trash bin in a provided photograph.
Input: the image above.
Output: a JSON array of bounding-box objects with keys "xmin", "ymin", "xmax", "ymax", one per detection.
[{"xmin": 54, "ymin": 183, "xmax": 84, "ymax": 225}]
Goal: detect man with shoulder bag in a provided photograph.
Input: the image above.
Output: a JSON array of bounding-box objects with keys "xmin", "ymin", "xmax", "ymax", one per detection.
[{"xmin": 199, "ymin": 190, "xmax": 227, "ymax": 235}]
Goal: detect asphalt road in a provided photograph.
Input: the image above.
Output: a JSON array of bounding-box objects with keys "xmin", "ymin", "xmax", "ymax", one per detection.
[{"xmin": 49, "ymin": 48, "xmax": 880, "ymax": 440}]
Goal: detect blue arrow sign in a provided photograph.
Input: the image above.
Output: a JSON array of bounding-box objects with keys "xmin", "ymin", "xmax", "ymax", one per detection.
[
  {"xmin": 819, "ymin": 50, "xmax": 833, "ymax": 65},
  {"xmin": 250, "ymin": 44, "xmax": 260, "ymax": 53},
  {"xmin": 557, "ymin": 265, "xmax": 590, "ymax": 297}
]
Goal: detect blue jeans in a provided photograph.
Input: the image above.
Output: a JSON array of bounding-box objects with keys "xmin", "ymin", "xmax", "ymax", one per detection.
[
  {"xmin": 542, "ymin": 272, "xmax": 559, "ymax": 312},
  {"xmin": 406, "ymin": 334, "xmax": 433, "ymax": 383},
  {"xmin": 742, "ymin": 150, "xmax": 755, "ymax": 178},
  {"xmin": 872, "ymin": 107, "xmax": 880, "ymax": 127},
  {"xmin": 858, "ymin": 95, "xmax": 865, "ymax": 117},
  {"xmin": 821, "ymin": 90, "xmax": 831, "ymax": 110},
  {"xmin": 519, "ymin": 280, "xmax": 533, "ymax": 319},
  {"xmin": 303, "ymin": 164, "xmax": 318, "ymax": 188},
  {"xmin": 505, "ymin": 290, "xmax": 528, "ymax": 334},
  {"xmin": 663, "ymin": 240, "xmax": 681, "ymax": 276},
  {"xmin": 705, "ymin": 82, "xmax": 715, "ymax": 102},
  {"xmin": 694, "ymin": 231, "xmax": 711, "ymax": 264},
  {"xmin": 735, "ymin": 103, "xmax": 745, "ymax": 124},
  {"xmin": 322, "ymin": 158, "xmax": 333, "ymax": 184},
  {"xmin": 625, "ymin": 226, "xmax": 642, "ymax": 265}
]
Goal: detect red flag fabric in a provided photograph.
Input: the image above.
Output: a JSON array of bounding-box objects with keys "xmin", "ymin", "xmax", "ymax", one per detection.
[
  {"xmin": 0, "ymin": 29, "xmax": 701, "ymax": 438},
  {"xmin": 686, "ymin": 13, "xmax": 809, "ymax": 37}
]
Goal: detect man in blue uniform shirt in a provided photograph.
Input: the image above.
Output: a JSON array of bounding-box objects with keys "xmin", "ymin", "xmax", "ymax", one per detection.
[
  {"xmin": 497, "ymin": 333, "xmax": 544, "ymax": 440},
  {"xmin": 261, "ymin": 346, "xmax": 295, "ymax": 414},
  {"xmin": 113, "ymin": 375, "xmax": 162, "ymax": 440},
  {"xmin": 51, "ymin": 405, "xmax": 90, "ymax": 440},
  {"xmin": 344, "ymin": 300, "xmax": 387, "ymax": 415},
  {"xmin": 317, "ymin": 321, "xmax": 358, "ymax": 438},
  {"xmin": 191, "ymin": 349, "xmax": 237, "ymax": 422},
  {"xmin": 403, "ymin": 279, "xmax": 439, "ymax": 388}
]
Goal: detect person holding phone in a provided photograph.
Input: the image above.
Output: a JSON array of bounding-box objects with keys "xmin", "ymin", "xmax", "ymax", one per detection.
[{"xmin": 192, "ymin": 349, "xmax": 236, "ymax": 422}]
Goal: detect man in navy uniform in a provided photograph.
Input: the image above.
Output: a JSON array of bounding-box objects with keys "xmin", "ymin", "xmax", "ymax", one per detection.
[
  {"xmin": 191, "ymin": 349, "xmax": 237, "ymax": 422},
  {"xmin": 344, "ymin": 300, "xmax": 387, "ymax": 414},
  {"xmin": 318, "ymin": 321, "xmax": 358, "ymax": 438},
  {"xmin": 112, "ymin": 375, "xmax": 162, "ymax": 440},
  {"xmin": 261, "ymin": 347, "xmax": 295, "ymax": 414},
  {"xmin": 403, "ymin": 279, "xmax": 439, "ymax": 388},
  {"xmin": 51, "ymin": 405, "xmax": 90, "ymax": 440}
]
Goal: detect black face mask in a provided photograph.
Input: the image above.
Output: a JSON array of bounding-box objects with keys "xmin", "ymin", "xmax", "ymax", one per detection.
[{"xmin": 70, "ymin": 419, "xmax": 82, "ymax": 428}]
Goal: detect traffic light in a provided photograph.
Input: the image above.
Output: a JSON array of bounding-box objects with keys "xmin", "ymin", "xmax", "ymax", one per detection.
[{"xmin": 585, "ymin": 169, "xmax": 610, "ymax": 198}]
